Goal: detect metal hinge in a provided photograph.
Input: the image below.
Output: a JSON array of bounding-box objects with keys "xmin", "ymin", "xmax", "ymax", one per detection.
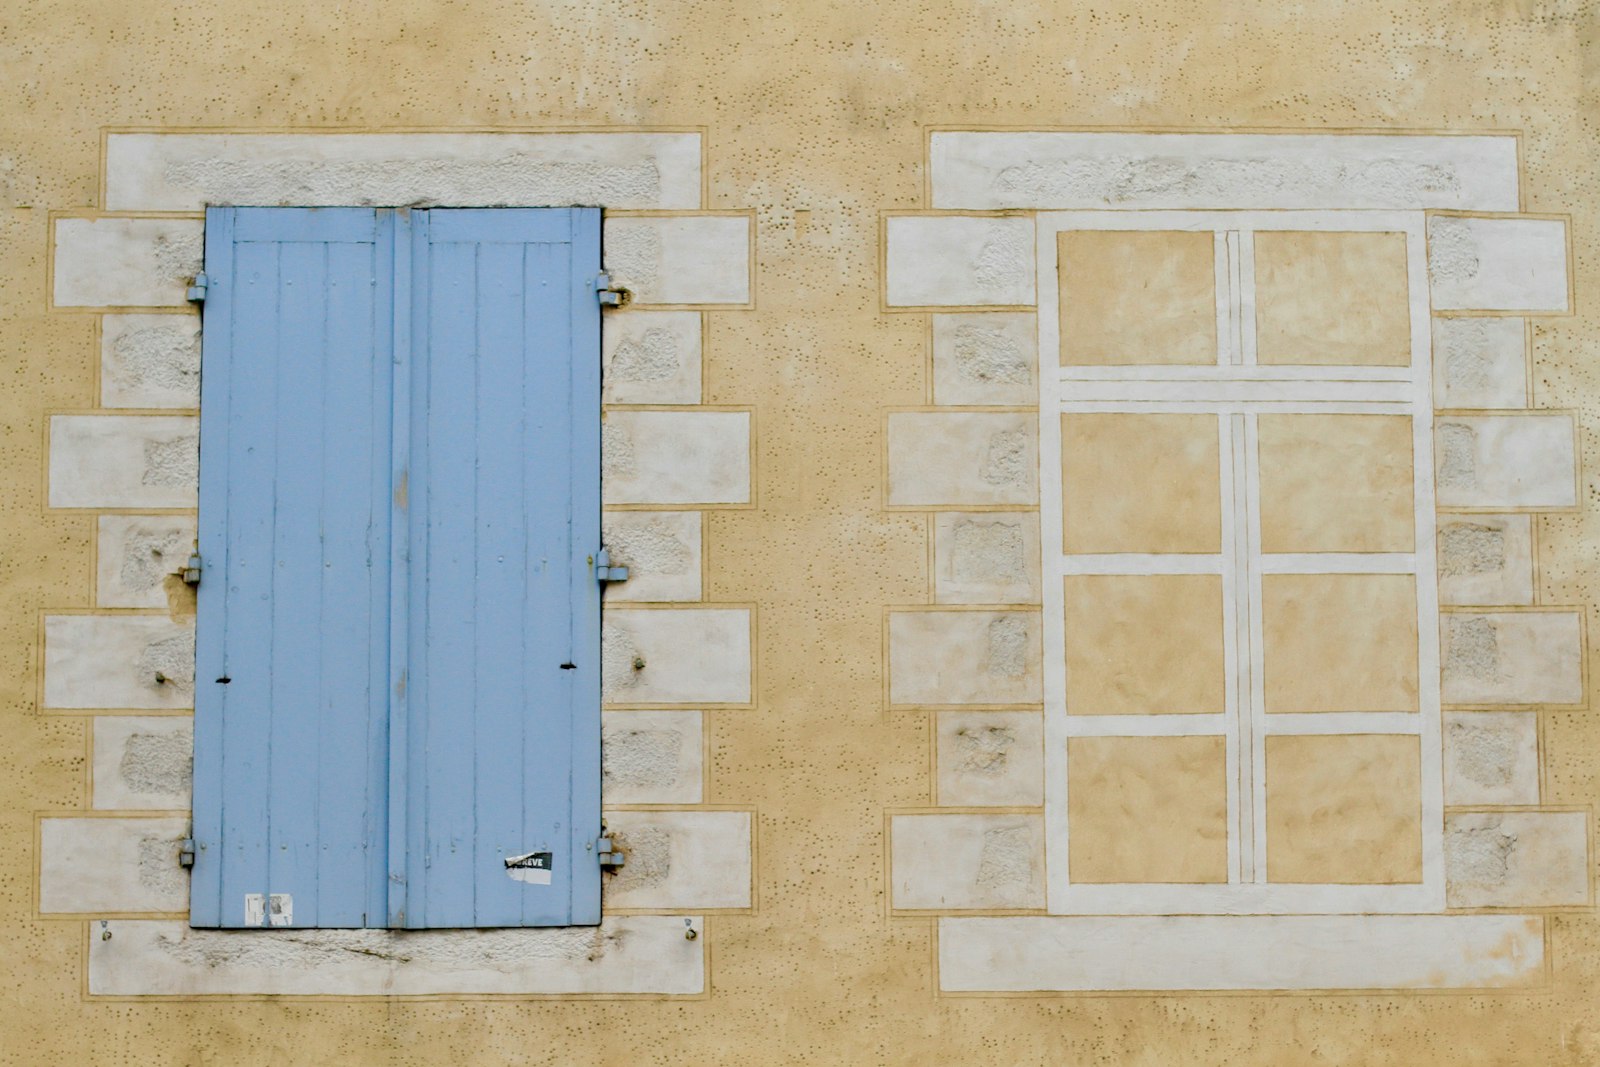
[
  {"xmin": 597, "ymin": 836, "xmax": 626, "ymax": 871},
  {"xmin": 178, "ymin": 838, "xmax": 195, "ymax": 868},
  {"xmin": 594, "ymin": 272, "xmax": 632, "ymax": 308},
  {"xmin": 182, "ymin": 552, "xmax": 202, "ymax": 586},
  {"xmin": 186, "ymin": 272, "xmax": 209, "ymax": 305},
  {"xmin": 595, "ymin": 548, "xmax": 629, "ymax": 584}
]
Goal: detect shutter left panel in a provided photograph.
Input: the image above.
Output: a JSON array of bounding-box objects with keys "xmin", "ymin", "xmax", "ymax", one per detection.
[{"xmin": 191, "ymin": 208, "xmax": 394, "ymax": 929}]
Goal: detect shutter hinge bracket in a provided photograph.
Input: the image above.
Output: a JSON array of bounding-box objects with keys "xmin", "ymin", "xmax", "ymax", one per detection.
[
  {"xmin": 594, "ymin": 272, "xmax": 632, "ymax": 308},
  {"xmin": 178, "ymin": 838, "xmax": 196, "ymax": 869},
  {"xmin": 597, "ymin": 837, "xmax": 626, "ymax": 871},
  {"xmin": 595, "ymin": 548, "xmax": 629, "ymax": 584},
  {"xmin": 186, "ymin": 272, "xmax": 209, "ymax": 305},
  {"xmin": 182, "ymin": 553, "xmax": 202, "ymax": 586}
]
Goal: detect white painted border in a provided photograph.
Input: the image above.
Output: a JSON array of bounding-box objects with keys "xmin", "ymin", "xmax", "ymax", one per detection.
[{"xmin": 1039, "ymin": 210, "xmax": 1444, "ymax": 916}]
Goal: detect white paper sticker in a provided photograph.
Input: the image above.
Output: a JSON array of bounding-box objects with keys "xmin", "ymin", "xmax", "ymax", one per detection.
[
  {"xmin": 244, "ymin": 893, "xmax": 265, "ymax": 927},
  {"xmin": 268, "ymin": 893, "xmax": 293, "ymax": 926}
]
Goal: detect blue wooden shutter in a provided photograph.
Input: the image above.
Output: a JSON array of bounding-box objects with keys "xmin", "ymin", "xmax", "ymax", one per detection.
[
  {"xmin": 191, "ymin": 207, "xmax": 602, "ymax": 929},
  {"xmin": 393, "ymin": 208, "xmax": 602, "ymax": 928},
  {"xmin": 191, "ymin": 208, "xmax": 394, "ymax": 928}
]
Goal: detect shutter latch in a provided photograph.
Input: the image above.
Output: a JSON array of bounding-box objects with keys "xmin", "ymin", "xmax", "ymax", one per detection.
[
  {"xmin": 178, "ymin": 838, "xmax": 196, "ymax": 869},
  {"xmin": 595, "ymin": 549, "xmax": 629, "ymax": 584},
  {"xmin": 182, "ymin": 553, "xmax": 202, "ymax": 586},
  {"xmin": 594, "ymin": 272, "xmax": 632, "ymax": 308},
  {"xmin": 597, "ymin": 836, "xmax": 626, "ymax": 871},
  {"xmin": 186, "ymin": 272, "xmax": 209, "ymax": 305}
]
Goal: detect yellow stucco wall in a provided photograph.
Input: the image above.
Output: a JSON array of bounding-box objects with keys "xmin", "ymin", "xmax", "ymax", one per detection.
[{"xmin": 5, "ymin": 0, "xmax": 1600, "ymax": 1061}]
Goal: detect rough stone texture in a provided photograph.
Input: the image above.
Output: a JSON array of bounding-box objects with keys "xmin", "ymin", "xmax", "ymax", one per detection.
[
  {"xmin": 936, "ymin": 711, "xmax": 1044, "ymax": 806},
  {"xmin": 601, "ymin": 309, "xmax": 702, "ymax": 405},
  {"xmin": 1432, "ymin": 316, "xmax": 1527, "ymax": 410},
  {"xmin": 1436, "ymin": 515, "xmax": 1534, "ymax": 607},
  {"xmin": 1444, "ymin": 811, "xmax": 1590, "ymax": 908},
  {"xmin": 43, "ymin": 616, "xmax": 196, "ymax": 711},
  {"xmin": 886, "ymin": 412, "xmax": 1038, "ymax": 506},
  {"xmin": 52, "ymin": 217, "xmax": 203, "ymax": 308},
  {"xmin": 600, "ymin": 511, "xmax": 702, "ymax": 602},
  {"xmin": 932, "ymin": 312, "xmax": 1037, "ymax": 405},
  {"xmin": 93, "ymin": 716, "xmax": 194, "ymax": 810},
  {"xmin": 38, "ymin": 816, "xmax": 188, "ymax": 913},
  {"xmin": 888, "ymin": 610, "xmax": 1042, "ymax": 706},
  {"xmin": 600, "ymin": 608, "xmax": 751, "ymax": 705},
  {"xmin": 99, "ymin": 313, "xmax": 201, "ymax": 408},
  {"xmin": 601, "ymin": 710, "xmax": 702, "ymax": 805},
  {"xmin": 601, "ymin": 811, "xmax": 752, "ymax": 909},
  {"xmin": 1441, "ymin": 711, "xmax": 1539, "ymax": 807},
  {"xmin": 890, "ymin": 814, "xmax": 1044, "ymax": 909},
  {"xmin": 938, "ymin": 915, "xmax": 1545, "ymax": 991},
  {"xmin": 1433, "ymin": 414, "xmax": 1578, "ymax": 510},
  {"xmin": 48, "ymin": 415, "xmax": 200, "ymax": 509},
  {"xmin": 929, "ymin": 132, "xmax": 1521, "ymax": 211},
  {"xmin": 95, "ymin": 515, "xmax": 196, "ymax": 609},
  {"xmin": 104, "ymin": 132, "xmax": 703, "ymax": 211},
  {"xmin": 885, "ymin": 216, "xmax": 1036, "ymax": 306},
  {"xmin": 89, "ymin": 917, "xmax": 704, "ymax": 995},
  {"xmin": 600, "ymin": 410, "xmax": 751, "ymax": 505},
  {"xmin": 934, "ymin": 512, "xmax": 1041, "ymax": 605},
  {"xmin": 602, "ymin": 216, "xmax": 751, "ymax": 305},
  {"xmin": 1427, "ymin": 215, "xmax": 1570, "ymax": 313},
  {"xmin": 1440, "ymin": 611, "xmax": 1584, "ymax": 706}
]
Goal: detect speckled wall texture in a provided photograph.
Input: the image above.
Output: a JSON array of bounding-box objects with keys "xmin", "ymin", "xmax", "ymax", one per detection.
[{"xmin": 4, "ymin": 0, "xmax": 1600, "ymax": 1063}]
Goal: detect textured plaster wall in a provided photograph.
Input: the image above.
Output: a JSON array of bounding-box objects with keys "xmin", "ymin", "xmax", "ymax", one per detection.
[{"xmin": 3, "ymin": 1, "xmax": 1599, "ymax": 1064}]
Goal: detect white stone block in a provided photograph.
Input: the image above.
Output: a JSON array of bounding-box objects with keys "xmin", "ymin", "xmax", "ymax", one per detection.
[
  {"xmin": 602, "ymin": 310, "xmax": 702, "ymax": 404},
  {"xmin": 53, "ymin": 217, "xmax": 202, "ymax": 308},
  {"xmin": 1436, "ymin": 514, "xmax": 1534, "ymax": 607},
  {"xmin": 602, "ymin": 410, "xmax": 750, "ymax": 506},
  {"xmin": 39, "ymin": 816, "xmax": 188, "ymax": 914},
  {"xmin": 603, "ymin": 215, "xmax": 750, "ymax": 305},
  {"xmin": 887, "ymin": 412, "xmax": 1038, "ymax": 507},
  {"xmin": 890, "ymin": 813, "xmax": 1044, "ymax": 910},
  {"xmin": 932, "ymin": 312, "xmax": 1038, "ymax": 405},
  {"xmin": 888, "ymin": 610, "xmax": 1043, "ymax": 706},
  {"xmin": 602, "ymin": 608, "xmax": 751, "ymax": 705},
  {"xmin": 89, "ymin": 916, "xmax": 705, "ymax": 996},
  {"xmin": 92, "ymin": 716, "xmax": 193, "ymax": 810},
  {"xmin": 1445, "ymin": 811, "xmax": 1590, "ymax": 908},
  {"xmin": 1435, "ymin": 413, "xmax": 1577, "ymax": 510},
  {"xmin": 49, "ymin": 415, "xmax": 198, "ymax": 509},
  {"xmin": 600, "ymin": 511, "xmax": 702, "ymax": 602},
  {"xmin": 885, "ymin": 216, "xmax": 1035, "ymax": 307},
  {"xmin": 105, "ymin": 132, "xmax": 703, "ymax": 211},
  {"xmin": 96, "ymin": 515, "xmax": 196, "ymax": 609},
  {"xmin": 602, "ymin": 710, "xmax": 703, "ymax": 805},
  {"xmin": 1432, "ymin": 317, "xmax": 1527, "ymax": 410},
  {"xmin": 1429, "ymin": 215, "xmax": 1570, "ymax": 313},
  {"xmin": 929, "ymin": 132, "xmax": 1522, "ymax": 212},
  {"xmin": 936, "ymin": 711, "xmax": 1044, "ymax": 806},
  {"xmin": 602, "ymin": 810, "xmax": 751, "ymax": 910},
  {"xmin": 100, "ymin": 313, "xmax": 201, "ymax": 408},
  {"xmin": 933, "ymin": 512, "xmax": 1041, "ymax": 604},
  {"xmin": 1442, "ymin": 711, "xmax": 1539, "ymax": 807},
  {"xmin": 1441, "ymin": 610, "xmax": 1583, "ymax": 706},
  {"xmin": 44, "ymin": 615, "xmax": 195, "ymax": 711},
  {"xmin": 938, "ymin": 914, "xmax": 1545, "ymax": 991}
]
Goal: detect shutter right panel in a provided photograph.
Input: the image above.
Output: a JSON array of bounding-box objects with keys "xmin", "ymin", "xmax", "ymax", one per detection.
[{"xmin": 398, "ymin": 208, "xmax": 602, "ymax": 928}]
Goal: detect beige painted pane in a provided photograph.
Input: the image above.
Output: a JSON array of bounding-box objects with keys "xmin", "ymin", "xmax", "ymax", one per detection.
[
  {"xmin": 1262, "ymin": 573, "xmax": 1419, "ymax": 713},
  {"xmin": 1058, "ymin": 231, "xmax": 1217, "ymax": 366},
  {"xmin": 1265, "ymin": 734, "xmax": 1423, "ymax": 884},
  {"xmin": 1061, "ymin": 413, "xmax": 1222, "ymax": 554},
  {"xmin": 1064, "ymin": 574, "xmax": 1225, "ymax": 715},
  {"xmin": 1254, "ymin": 230, "xmax": 1412, "ymax": 366},
  {"xmin": 1067, "ymin": 736, "xmax": 1228, "ymax": 884},
  {"xmin": 1257, "ymin": 413, "xmax": 1415, "ymax": 553}
]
